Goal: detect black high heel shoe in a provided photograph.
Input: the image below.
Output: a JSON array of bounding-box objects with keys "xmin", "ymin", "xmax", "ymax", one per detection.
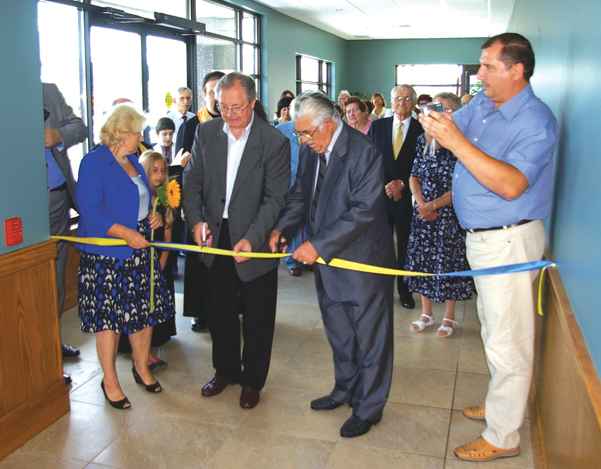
[
  {"xmin": 132, "ymin": 365, "xmax": 162, "ymax": 393},
  {"xmin": 101, "ymin": 380, "xmax": 131, "ymax": 409}
]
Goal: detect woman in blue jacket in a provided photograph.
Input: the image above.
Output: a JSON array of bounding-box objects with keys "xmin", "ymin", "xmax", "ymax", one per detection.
[{"xmin": 76, "ymin": 105, "xmax": 174, "ymax": 409}]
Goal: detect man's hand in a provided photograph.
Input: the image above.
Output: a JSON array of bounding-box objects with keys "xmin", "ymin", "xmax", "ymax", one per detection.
[
  {"xmin": 232, "ymin": 238, "xmax": 252, "ymax": 263},
  {"xmin": 192, "ymin": 222, "xmax": 212, "ymax": 247},
  {"xmin": 418, "ymin": 111, "xmax": 467, "ymax": 154},
  {"xmin": 44, "ymin": 128, "xmax": 63, "ymax": 148},
  {"xmin": 269, "ymin": 230, "xmax": 287, "ymax": 253},
  {"xmin": 385, "ymin": 180, "xmax": 404, "ymax": 201},
  {"xmin": 292, "ymin": 241, "xmax": 319, "ymax": 265}
]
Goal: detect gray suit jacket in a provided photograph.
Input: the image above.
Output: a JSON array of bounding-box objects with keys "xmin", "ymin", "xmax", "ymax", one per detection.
[
  {"xmin": 182, "ymin": 116, "xmax": 290, "ymax": 282},
  {"xmin": 43, "ymin": 83, "xmax": 87, "ymax": 210},
  {"xmin": 275, "ymin": 123, "xmax": 395, "ymax": 302}
]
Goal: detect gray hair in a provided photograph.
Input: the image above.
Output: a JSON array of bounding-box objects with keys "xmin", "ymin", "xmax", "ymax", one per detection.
[
  {"xmin": 177, "ymin": 86, "xmax": 192, "ymax": 96},
  {"xmin": 434, "ymin": 92, "xmax": 462, "ymax": 111},
  {"xmin": 338, "ymin": 89, "xmax": 350, "ymax": 100},
  {"xmin": 215, "ymin": 72, "xmax": 257, "ymax": 104},
  {"xmin": 391, "ymin": 85, "xmax": 417, "ymax": 103},
  {"xmin": 291, "ymin": 91, "xmax": 341, "ymax": 127}
]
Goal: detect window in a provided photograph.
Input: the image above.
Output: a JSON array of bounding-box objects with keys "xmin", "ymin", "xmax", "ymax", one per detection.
[
  {"xmin": 195, "ymin": 0, "xmax": 261, "ymax": 108},
  {"xmin": 395, "ymin": 64, "xmax": 479, "ymax": 97},
  {"xmin": 296, "ymin": 55, "xmax": 332, "ymax": 98}
]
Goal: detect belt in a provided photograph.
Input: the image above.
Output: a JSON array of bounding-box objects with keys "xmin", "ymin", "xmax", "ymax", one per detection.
[
  {"xmin": 50, "ymin": 182, "xmax": 68, "ymax": 192},
  {"xmin": 466, "ymin": 219, "xmax": 532, "ymax": 234}
]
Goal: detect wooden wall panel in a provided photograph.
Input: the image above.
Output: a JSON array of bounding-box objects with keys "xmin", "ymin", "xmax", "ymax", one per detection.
[
  {"xmin": 531, "ymin": 256, "xmax": 601, "ymax": 468},
  {"xmin": 0, "ymin": 240, "xmax": 70, "ymax": 461}
]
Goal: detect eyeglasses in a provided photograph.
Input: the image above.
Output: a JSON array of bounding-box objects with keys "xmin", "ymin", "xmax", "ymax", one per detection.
[
  {"xmin": 292, "ymin": 126, "xmax": 320, "ymax": 140},
  {"xmin": 219, "ymin": 102, "xmax": 250, "ymax": 115},
  {"xmin": 392, "ymin": 96, "xmax": 413, "ymax": 103}
]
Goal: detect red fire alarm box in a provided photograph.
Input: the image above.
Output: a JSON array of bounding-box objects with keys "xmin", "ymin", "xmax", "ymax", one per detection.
[{"xmin": 5, "ymin": 217, "xmax": 23, "ymax": 246}]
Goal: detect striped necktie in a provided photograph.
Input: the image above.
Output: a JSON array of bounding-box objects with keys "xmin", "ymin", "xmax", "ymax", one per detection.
[{"xmin": 311, "ymin": 153, "xmax": 327, "ymax": 227}]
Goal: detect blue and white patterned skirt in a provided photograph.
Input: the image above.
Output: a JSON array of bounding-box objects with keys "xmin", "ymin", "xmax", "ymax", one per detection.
[{"xmin": 78, "ymin": 221, "xmax": 175, "ymax": 334}]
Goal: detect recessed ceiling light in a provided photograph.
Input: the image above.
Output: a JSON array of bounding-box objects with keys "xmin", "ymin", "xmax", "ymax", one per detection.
[{"xmin": 336, "ymin": 8, "xmax": 343, "ymax": 11}]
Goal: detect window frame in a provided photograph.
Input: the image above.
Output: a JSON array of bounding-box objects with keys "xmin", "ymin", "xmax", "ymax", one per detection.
[{"xmin": 295, "ymin": 54, "xmax": 332, "ymax": 99}]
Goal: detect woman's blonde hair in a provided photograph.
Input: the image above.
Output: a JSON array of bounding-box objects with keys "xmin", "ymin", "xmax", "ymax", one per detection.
[
  {"xmin": 99, "ymin": 104, "xmax": 147, "ymax": 147},
  {"xmin": 139, "ymin": 150, "xmax": 173, "ymax": 229}
]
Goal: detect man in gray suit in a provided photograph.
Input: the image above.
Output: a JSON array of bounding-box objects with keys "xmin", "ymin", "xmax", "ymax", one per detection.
[
  {"xmin": 183, "ymin": 72, "xmax": 290, "ymax": 409},
  {"xmin": 269, "ymin": 91, "xmax": 395, "ymax": 438},
  {"xmin": 43, "ymin": 83, "xmax": 87, "ymax": 366}
]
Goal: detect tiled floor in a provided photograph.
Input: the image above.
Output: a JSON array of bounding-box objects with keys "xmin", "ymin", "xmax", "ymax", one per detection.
[{"xmin": 1, "ymin": 264, "xmax": 535, "ymax": 468}]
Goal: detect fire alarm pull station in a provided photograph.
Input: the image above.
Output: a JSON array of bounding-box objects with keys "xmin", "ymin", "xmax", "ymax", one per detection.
[{"xmin": 5, "ymin": 217, "xmax": 23, "ymax": 246}]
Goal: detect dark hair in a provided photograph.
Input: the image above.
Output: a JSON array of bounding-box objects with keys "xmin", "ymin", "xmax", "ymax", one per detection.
[
  {"xmin": 363, "ymin": 99, "xmax": 374, "ymax": 114},
  {"xmin": 344, "ymin": 96, "xmax": 367, "ymax": 113},
  {"xmin": 482, "ymin": 33, "xmax": 535, "ymax": 81},
  {"xmin": 280, "ymin": 90, "xmax": 295, "ymax": 99},
  {"xmin": 202, "ymin": 71, "xmax": 226, "ymax": 91},
  {"xmin": 155, "ymin": 117, "xmax": 175, "ymax": 132},
  {"xmin": 276, "ymin": 96, "xmax": 293, "ymax": 117},
  {"xmin": 253, "ymin": 100, "xmax": 268, "ymax": 122},
  {"xmin": 371, "ymin": 93, "xmax": 387, "ymax": 107},
  {"xmin": 417, "ymin": 94, "xmax": 433, "ymax": 104}
]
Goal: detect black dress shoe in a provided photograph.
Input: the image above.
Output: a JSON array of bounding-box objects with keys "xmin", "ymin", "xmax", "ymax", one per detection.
[
  {"xmin": 191, "ymin": 317, "xmax": 208, "ymax": 332},
  {"xmin": 310, "ymin": 395, "xmax": 345, "ymax": 411},
  {"xmin": 400, "ymin": 293, "xmax": 415, "ymax": 309},
  {"xmin": 340, "ymin": 415, "xmax": 380, "ymax": 438},
  {"xmin": 62, "ymin": 343, "xmax": 81, "ymax": 358},
  {"xmin": 63, "ymin": 373, "xmax": 72, "ymax": 385}
]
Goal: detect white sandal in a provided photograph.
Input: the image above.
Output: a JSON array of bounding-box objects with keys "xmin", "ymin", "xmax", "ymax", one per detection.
[
  {"xmin": 411, "ymin": 313, "xmax": 434, "ymax": 332},
  {"xmin": 437, "ymin": 318, "xmax": 458, "ymax": 338}
]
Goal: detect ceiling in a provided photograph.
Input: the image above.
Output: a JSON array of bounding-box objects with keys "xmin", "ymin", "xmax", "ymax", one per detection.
[{"xmin": 252, "ymin": 0, "xmax": 514, "ymax": 40}]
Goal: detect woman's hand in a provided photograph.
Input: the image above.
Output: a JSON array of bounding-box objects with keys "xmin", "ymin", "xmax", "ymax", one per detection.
[
  {"xmin": 148, "ymin": 211, "xmax": 163, "ymax": 230},
  {"xmin": 416, "ymin": 200, "xmax": 439, "ymax": 221},
  {"xmin": 123, "ymin": 228, "xmax": 151, "ymax": 249}
]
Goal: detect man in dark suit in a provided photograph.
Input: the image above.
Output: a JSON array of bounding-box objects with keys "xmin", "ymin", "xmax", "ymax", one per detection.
[
  {"xmin": 368, "ymin": 85, "xmax": 424, "ymax": 309},
  {"xmin": 270, "ymin": 91, "xmax": 395, "ymax": 438},
  {"xmin": 182, "ymin": 72, "xmax": 290, "ymax": 409},
  {"xmin": 43, "ymin": 83, "xmax": 88, "ymax": 378}
]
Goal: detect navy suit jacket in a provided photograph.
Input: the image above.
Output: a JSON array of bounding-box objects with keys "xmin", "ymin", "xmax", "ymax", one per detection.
[
  {"xmin": 368, "ymin": 116, "xmax": 423, "ymax": 216},
  {"xmin": 275, "ymin": 123, "xmax": 395, "ymax": 302}
]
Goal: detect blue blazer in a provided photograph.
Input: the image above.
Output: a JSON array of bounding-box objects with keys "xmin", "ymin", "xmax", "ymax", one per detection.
[{"xmin": 75, "ymin": 144, "xmax": 152, "ymax": 259}]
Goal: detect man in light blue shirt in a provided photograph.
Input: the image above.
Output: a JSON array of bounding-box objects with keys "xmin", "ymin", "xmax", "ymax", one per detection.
[{"xmin": 420, "ymin": 33, "xmax": 558, "ymax": 462}]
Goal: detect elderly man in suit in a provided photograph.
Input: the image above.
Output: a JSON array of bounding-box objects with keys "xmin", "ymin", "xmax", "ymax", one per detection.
[
  {"xmin": 269, "ymin": 91, "xmax": 395, "ymax": 438},
  {"xmin": 183, "ymin": 72, "xmax": 290, "ymax": 409},
  {"xmin": 368, "ymin": 85, "xmax": 424, "ymax": 309},
  {"xmin": 43, "ymin": 83, "xmax": 88, "ymax": 378}
]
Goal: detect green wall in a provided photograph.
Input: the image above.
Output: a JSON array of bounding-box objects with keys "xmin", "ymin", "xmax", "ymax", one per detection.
[
  {"xmin": 345, "ymin": 38, "xmax": 486, "ymax": 98},
  {"xmin": 509, "ymin": 0, "xmax": 601, "ymax": 374},
  {"xmin": 0, "ymin": 0, "xmax": 48, "ymax": 255}
]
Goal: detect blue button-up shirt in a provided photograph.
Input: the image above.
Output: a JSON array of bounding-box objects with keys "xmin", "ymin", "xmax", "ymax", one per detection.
[{"xmin": 452, "ymin": 84, "xmax": 558, "ymax": 229}]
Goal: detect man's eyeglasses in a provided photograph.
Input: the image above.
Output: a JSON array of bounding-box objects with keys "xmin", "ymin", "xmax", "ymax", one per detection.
[
  {"xmin": 219, "ymin": 102, "xmax": 250, "ymax": 115},
  {"xmin": 292, "ymin": 126, "xmax": 320, "ymax": 140},
  {"xmin": 392, "ymin": 96, "xmax": 413, "ymax": 103}
]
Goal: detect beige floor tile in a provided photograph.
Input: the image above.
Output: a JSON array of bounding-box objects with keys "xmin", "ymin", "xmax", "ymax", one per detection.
[
  {"xmin": 149, "ymin": 374, "xmax": 250, "ymax": 427},
  {"xmin": 388, "ymin": 365, "xmax": 456, "ymax": 409},
  {"xmin": 0, "ymin": 448, "xmax": 87, "ymax": 469},
  {"xmin": 394, "ymin": 335, "xmax": 461, "ymax": 371},
  {"xmin": 457, "ymin": 340, "xmax": 489, "ymax": 374},
  {"xmin": 23, "ymin": 401, "xmax": 137, "ymax": 461},
  {"xmin": 92, "ymin": 414, "xmax": 234, "ymax": 469},
  {"xmin": 295, "ymin": 328, "xmax": 333, "ymax": 358},
  {"xmin": 452, "ymin": 372, "xmax": 490, "ymax": 411},
  {"xmin": 446, "ymin": 410, "xmax": 534, "ymax": 467},
  {"xmin": 339, "ymin": 402, "xmax": 450, "ymax": 457},
  {"xmin": 274, "ymin": 353, "xmax": 335, "ymax": 392},
  {"xmin": 208, "ymin": 428, "xmax": 335, "ymax": 468},
  {"xmin": 238, "ymin": 387, "xmax": 345, "ymax": 442},
  {"xmin": 325, "ymin": 443, "xmax": 445, "ymax": 469},
  {"xmin": 271, "ymin": 323, "xmax": 313, "ymax": 355}
]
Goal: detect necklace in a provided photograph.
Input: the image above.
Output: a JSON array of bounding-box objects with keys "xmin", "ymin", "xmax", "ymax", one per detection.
[{"xmin": 115, "ymin": 156, "xmax": 129, "ymax": 164}]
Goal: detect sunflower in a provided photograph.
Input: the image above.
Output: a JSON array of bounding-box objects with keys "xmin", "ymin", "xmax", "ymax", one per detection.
[{"xmin": 156, "ymin": 179, "xmax": 181, "ymax": 209}]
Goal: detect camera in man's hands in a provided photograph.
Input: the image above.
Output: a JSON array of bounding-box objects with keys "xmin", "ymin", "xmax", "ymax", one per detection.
[{"xmin": 420, "ymin": 102, "xmax": 444, "ymax": 116}]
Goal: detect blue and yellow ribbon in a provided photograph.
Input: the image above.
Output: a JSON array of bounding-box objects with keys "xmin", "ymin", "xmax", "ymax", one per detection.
[{"xmin": 53, "ymin": 236, "xmax": 555, "ymax": 315}]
